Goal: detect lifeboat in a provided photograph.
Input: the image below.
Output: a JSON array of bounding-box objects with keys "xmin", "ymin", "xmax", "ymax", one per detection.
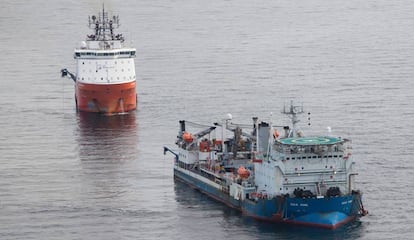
[
  {"xmin": 237, "ymin": 166, "xmax": 250, "ymax": 179},
  {"xmin": 182, "ymin": 132, "xmax": 193, "ymax": 143}
]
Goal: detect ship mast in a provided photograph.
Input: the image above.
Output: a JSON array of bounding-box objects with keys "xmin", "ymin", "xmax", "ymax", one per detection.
[
  {"xmin": 282, "ymin": 101, "xmax": 304, "ymax": 138},
  {"xmin": 87, "ymin": 4, "xmax": 123, "ymax": 43}
]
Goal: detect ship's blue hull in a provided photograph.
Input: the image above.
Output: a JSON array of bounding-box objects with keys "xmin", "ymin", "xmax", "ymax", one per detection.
[{"xmin": 174, "ymin": 168, "xmax": 364, "ymax": 229}]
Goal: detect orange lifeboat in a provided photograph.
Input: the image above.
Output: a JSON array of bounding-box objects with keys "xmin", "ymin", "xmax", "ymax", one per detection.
[
  {"xmin": 182, "ymin": 132, "xmax": 194, "ymax": 143},
  {"xmin": 237, "ymin": 166, "xmax": 250, "ymax": 179}
]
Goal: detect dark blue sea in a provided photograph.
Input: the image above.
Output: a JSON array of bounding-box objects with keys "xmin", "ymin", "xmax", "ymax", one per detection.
[{"xmin": 1, "ymin": 0, "xmax": 413, "ymax": 239}]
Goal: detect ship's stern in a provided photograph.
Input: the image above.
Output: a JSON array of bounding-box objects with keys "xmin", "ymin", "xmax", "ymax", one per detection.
[{"xmin": 285, "ymin": 193, "xmax": 366, "ymax": 229}]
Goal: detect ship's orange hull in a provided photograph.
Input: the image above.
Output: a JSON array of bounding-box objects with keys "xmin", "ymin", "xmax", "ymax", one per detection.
[{"xmin": 75, "ymin": 81, "xmax": 137, "ymax": 114}]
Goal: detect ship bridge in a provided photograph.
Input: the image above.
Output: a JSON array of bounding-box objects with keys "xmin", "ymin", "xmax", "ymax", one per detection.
[{"xmin": 74, "ymin": 47, "xmax": 136, "ymax": 59}]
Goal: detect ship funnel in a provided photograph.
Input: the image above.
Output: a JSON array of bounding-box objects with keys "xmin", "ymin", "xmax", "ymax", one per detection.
[
  {"xmin": 257, "ymin": 122, "xmax": 270, "ymax": 153},
  {"xmin": 179, "ymin": 120, "xmax": 186, "ymax": 133}
]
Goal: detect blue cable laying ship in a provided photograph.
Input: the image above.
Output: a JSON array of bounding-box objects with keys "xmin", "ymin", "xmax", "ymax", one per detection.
[{"xmin": 164, "ymin": 102, "xmax": 367, "ymax": 229}]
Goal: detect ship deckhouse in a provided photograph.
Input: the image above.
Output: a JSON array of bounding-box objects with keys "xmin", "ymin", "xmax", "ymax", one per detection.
[
  {"xmin": 74, "ymin": 8, "xmax": 136, "ymax": 85},
  {"xmin": 254, "ymin": 135, "xmax": 355, "ymax": 197}
]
